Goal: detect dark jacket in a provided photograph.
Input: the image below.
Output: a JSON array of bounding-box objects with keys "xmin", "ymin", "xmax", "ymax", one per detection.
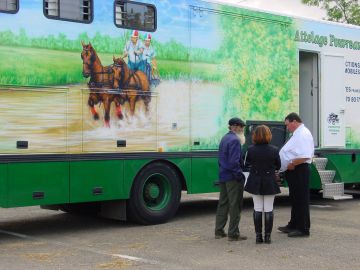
[
  {"xmin": 218, "ymin": 131, "xmax": 244, "ymax": 182},
  {"xmin": 244, "ymin": 144, "xmax": 281, "ymax": 195}
]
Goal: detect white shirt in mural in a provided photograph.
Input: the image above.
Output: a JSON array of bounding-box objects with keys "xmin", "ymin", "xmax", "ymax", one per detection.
[
  {"xmin": 143, "ymin": 45, "xmax": 156, "ymax": 64},
  {"xmin": 124, "ymin": 39, "xmax": 144, "ymax": 63}
]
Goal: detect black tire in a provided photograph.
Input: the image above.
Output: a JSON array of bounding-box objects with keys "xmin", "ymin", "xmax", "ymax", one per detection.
[{"xmin": 127, "ymin": 162, "xmax": 182, "ymax": 225}]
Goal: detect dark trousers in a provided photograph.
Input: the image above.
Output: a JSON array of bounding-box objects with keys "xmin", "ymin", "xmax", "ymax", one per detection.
[
  {"xmin": 215, "ymin": 180, "xmax": 244, "ymax": 237},
  {"xmin": 145, "ymin": 62, "xmax": 152, "ymax": 82},
  {"xmin": 285, "ymin": 163, "xmax": 311, "ymax": 232}
]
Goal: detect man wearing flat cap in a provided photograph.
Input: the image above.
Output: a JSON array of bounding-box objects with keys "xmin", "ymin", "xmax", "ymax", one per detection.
[{"xmin": 215, "ymin": 117, "xmax": 247, "ymax": 241}]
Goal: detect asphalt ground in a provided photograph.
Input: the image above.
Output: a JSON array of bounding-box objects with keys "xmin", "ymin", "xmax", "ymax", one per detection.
[{"xmin": 0, "ymin": 190, "xmax": 360, "ymax": 270}]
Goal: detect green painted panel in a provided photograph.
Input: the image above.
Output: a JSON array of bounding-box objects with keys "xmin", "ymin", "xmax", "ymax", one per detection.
[
  {"xmin": 190, "ymin": 157, "xmax": 218, "ymax": 194},
  {"xmin": 324, "ymin": 154, "xmax": 360, "ymax": 184},
  {"xmin": 7, "ymin": 162, "xmax": 69, "ymax": 207},
  {"xmin": 70, "ymin": 160, "xmax": 124, "ymax": 203},
  {"xmin": 0, "ymin": 164, "xmax": 8, "ymax": 207}
]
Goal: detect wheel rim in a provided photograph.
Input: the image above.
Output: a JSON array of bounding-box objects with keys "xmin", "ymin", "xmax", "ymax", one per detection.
[{"xmin": 142, "ymin": 173, "xmax": 171, "ymax": 211}]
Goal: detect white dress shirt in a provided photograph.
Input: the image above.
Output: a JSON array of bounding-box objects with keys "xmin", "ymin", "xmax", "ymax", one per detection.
[{"xmin": 279, "ymin": 124, "xmax": 314, "ymax": 172}]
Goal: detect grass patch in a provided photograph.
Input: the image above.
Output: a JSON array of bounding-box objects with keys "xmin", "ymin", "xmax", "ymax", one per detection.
[
  {"xmin": 0, "ymin": 46, "xmax": 221, "ymax": 86},
  {"xmin": 0, "ymin": 46, "xmax": 86, "ymax": 86}
]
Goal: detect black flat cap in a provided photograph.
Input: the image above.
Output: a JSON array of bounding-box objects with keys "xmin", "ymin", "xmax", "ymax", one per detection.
[{"xmin": 228, "ymin": 117, "xmax": 246, "ymax": 127}]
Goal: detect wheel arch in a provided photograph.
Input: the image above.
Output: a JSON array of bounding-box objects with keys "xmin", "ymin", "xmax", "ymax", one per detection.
[{"xmin": 131, "ymin": 159, "xmax": 188, "ymax": 193}]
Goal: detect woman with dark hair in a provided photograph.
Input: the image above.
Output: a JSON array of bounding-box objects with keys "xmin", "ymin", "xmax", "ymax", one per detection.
[{"xmin": 245, "ymin": 125, "xmax": 281, "ymax": 244}]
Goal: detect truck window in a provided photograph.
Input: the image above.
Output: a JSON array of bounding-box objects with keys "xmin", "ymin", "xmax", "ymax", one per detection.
[
  {"xmin": 0, "ymin": 0, "xmax": 18, "ymax": 13},
  {"xmin": 114, "ymin": 0, "xmax": 156, "ymax": 31},
  {"xmin": 43, "ymin": 0, "xmax": 93, "ymax": 23}
]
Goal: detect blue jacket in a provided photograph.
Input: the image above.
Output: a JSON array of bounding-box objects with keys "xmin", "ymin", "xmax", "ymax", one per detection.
[{"xmin": 218, "ymin": 131, "xmax": 244, "ymax": 182}]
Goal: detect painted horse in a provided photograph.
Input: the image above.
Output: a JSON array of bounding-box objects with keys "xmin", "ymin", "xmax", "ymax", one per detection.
[
  {"xmin": 81, "ymin": 41, "xmax": 123, "ymax": 127},
  {"xmin": 112, "ymin": 57, "xmax": 151, "ymax": 116}
]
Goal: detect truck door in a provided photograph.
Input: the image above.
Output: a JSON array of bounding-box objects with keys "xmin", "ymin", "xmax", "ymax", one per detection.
[
  {"xmin": 321, "ymin": 54, "xmax": 345, "ymax": 148},
  {"xmin": 299, "ymin": 51, "xmax": 319, "ymax": 147},
  {"xmin": 189, "ymin": 5, "xmax": 227, "ymax": 193}
]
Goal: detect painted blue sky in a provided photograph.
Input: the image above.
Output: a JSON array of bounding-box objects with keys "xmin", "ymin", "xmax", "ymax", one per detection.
[{"xmin": 0, "ymin": 0, "xmax": 222, "ymax": 50}]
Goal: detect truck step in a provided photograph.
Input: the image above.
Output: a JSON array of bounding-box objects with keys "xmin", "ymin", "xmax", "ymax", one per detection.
[
  {"xmin": 322, "ymin": 194, "xmax": 353, "ymax": 200},
  {"xmin": 322, "ymin": 183, "xmax": 353, "ymax": 200},
  {"xmin": 318, "ymin": 170, "xmax": 335, "ymax": 184},
  {"xmin": 312, "ymin": 157, "xmax": 328, "ymax": 170}
]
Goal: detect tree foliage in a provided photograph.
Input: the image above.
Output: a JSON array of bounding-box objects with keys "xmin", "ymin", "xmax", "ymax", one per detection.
[
  {"xmin": 218, "ymin": 8, "xmax": 298, "ymax": 121},
  {"xmin": 302, "ymin": 0, "xmax": 360, "ymax": 25}
]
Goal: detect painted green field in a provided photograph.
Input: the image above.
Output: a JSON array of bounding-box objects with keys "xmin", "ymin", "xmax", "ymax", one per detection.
[
  {"xmin": 0, "ymin": 46, "xmax": 86, "ymax": 86},
  {"xmin": 0, "ymin": 46, "xmax": 220, "ymax": 86}
]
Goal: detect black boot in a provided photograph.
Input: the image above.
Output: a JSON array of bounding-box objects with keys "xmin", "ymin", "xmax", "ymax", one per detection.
[
  {"xmin": 264, "ymin": 211, "xmax": 274, "ymax": 244},
  {"xmin": 253, "ymin": 211, "xmax": 263, "ymax": 244}
]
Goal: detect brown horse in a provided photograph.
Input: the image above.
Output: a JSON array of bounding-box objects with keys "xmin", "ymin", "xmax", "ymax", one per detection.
[
  {"xmin": 112, "ymin": 57, "xmax": 151, "ymax": 116},
  {"xmin": 81, "ymin": 41, "xmax": 123, "ymax": 127}
]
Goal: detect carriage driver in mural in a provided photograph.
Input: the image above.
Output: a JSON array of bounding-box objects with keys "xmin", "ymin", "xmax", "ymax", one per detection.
[
  {"xmin": 143, "ymin": 33, "xmax": 160, "ymax": 85},
  {"xmin": 122, "ymin": 30, "xmax": 145, "ymax": 72}
]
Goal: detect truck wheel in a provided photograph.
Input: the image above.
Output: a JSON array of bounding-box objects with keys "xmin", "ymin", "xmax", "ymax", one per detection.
[{"xmin": 127, "ymin": 162, "xmax": 181, "ymax": 225}]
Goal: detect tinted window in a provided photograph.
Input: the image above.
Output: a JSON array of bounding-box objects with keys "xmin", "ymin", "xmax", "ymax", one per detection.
[
  {"xmin": 44, "ymin": 0, "xmax": 93, "ymax": 23},
  {"xmin": 115, "ymin": 1, "xmax": 156, "ymax": 31},
  {"xmin": 0, "ymin": 0, "xmax": 18, "ymax": 13}
]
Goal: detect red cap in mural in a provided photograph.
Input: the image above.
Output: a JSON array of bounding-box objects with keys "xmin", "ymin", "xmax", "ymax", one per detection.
[
  {"xmin": 144, "ymin": 33, "xmax": 152, "ymax": 41},
  {"xmin": 131, "ymin": 30, "xmax": 139, "ymax": 38}
]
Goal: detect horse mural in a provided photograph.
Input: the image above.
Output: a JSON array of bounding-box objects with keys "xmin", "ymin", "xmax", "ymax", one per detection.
[
  {"xmin": 81, "ymin": 41, "xmax": 123, "ymax": 128},
  {"xmin": 112, "ymin": 57, "xmax": 151, "ymax": 116},
  {"xmin": 151, "ymin": 58, "xmax": 160, "ymax": 81}
]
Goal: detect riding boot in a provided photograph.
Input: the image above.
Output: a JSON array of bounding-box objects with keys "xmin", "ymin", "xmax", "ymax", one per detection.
[
  {"xmin": 264, "ymin": 211, "xmax": 274, "ymax": 244},
  {"xmin": 253, "ymin": 211, "xmax": 263, "ymax": 244}
]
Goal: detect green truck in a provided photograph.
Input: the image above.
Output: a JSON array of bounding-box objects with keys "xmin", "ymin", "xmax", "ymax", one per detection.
[{"xmin": 0, "ymin": 0, "xmax": 359, "ymax": 224}]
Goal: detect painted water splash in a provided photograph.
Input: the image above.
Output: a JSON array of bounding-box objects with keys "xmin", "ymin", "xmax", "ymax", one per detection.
[{"xmin": 0, "ymin": 80, "xmax": 224, "ymax": 154}]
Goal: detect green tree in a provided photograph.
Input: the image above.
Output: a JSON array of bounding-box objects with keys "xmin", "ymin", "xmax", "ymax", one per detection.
[
  {"xmin": 18, "ymin": 28, "xmax": 28, "ymax": 46},
  {"xmin": 218, "ymin": 7, "xmax": 298, "ymax": 121},
  {"xmin": 57, "ymin": 33, "xmax": 67, "ymax": 50},
  {"xmin": 0, "ymin": 30, "xmax": 16, "ymax": 45},
  {"xmin": 302, "ymin": 0, "xmax": 360, "ymax": 25}
]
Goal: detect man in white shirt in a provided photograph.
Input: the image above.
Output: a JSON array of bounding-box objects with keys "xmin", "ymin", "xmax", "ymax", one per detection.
[
  {"xmin": 279, "ymin": 112, "xmax": 314, "ymax": 237},
  {"xmin": 122, "ymin": 30, "xmax": 145, "ymax": 72}
]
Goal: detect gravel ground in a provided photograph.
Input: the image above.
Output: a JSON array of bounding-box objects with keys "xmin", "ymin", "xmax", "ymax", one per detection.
[{"xmin": 0, "ymin": 190, "xmax": 359, "ymax": 270}]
